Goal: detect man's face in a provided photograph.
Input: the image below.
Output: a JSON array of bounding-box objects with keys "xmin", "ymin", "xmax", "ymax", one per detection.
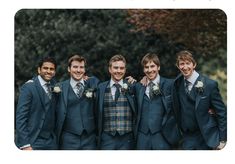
[
  {"xmin": 109, "ymin": 61, "xmax": 126, "ymax": 82},
  {"xmin": 38, "ymin": 62, "xmax": 56, "ymax": 82},
  {"xmin": 68, "ymin": 60, "xmax": 85, "ymax": 81},
  {"xmin": 143, "ymin": 61, "xmax": 160, "ymax": 81},
  {"xmin": 178, "ymin": 60, "xmax": 196, "ymax": 79}
]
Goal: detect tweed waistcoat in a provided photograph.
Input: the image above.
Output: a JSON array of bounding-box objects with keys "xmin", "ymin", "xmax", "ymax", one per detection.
[{"xmin": 103, "ymin": 87, "xmax": 133, "ymax": 136}]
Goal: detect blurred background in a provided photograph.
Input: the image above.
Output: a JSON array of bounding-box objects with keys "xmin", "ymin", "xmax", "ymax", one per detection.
[{"xmin": 15, "ymin": 9, "xmax": 227, "ymax": 105}]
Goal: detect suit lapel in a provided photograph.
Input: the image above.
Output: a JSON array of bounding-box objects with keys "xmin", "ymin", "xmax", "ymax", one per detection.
[
  {"xmin": 34, "ymin": 76, "xmax": 48, "ymax": 111},
  {"xmin": 62, "ymin": 80, "xmax": 70, "ymax": 109},
  {"xmin": 195, "ymin": 75, "xmax": 204, "ymax": 110},
  {"xmin": 159, "ymin": 77, "xmax": 170, "ymax": 125},
  {"xmin": 99, "ymin": 81, "xmax": 109, "ymax": 115}
]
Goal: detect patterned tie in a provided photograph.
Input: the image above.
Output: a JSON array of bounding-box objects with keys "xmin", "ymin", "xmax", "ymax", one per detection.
[
  {"xmin": 185, "ymin": 79, "xmax": 191, "ymax": 94},
  {"xmin": 45, "ymin": 83, "xmax": 52, "ymax": 99},
  {"xmin": 76, "ymin": 82, "xmax": 84, "ymax": 98},
  {"xmin": 148, "ymin": 81, "xmax": 154, "ymax": 99},
  {"xmin": 114, "ymin": 83, "xmax": 121, "ymax": 102}
]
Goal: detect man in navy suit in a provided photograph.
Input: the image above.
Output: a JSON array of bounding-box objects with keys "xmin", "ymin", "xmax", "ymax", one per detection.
[
  {"xmin": 56, "ymin": 55, "xmax": 99, "ymax": 150},
  {"xmin": 96, "ymin": 54, "xmax": 136, "ymax": 150},
  {"xmin": 135, "ymin": 53, "xmax": 180, "ymax": 150},
  {"xmin": 15, "ymin": 56, "xmax": 58, "ymax": 150},
  {"xmin": 172, "ymin": 50, "xmax": 227, "ymax": 150}
]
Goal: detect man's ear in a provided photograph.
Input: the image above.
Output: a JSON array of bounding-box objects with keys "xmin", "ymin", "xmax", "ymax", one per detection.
[
  {"xmin": 37, "ymin": 67, "xmax": 41, "ymax": 74},
  {"xmin": 67, "ymin": 66, "xmax": 71, "ymax": 73}
]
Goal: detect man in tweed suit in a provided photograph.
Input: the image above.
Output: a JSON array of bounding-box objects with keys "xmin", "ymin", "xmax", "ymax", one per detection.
[
  {"xmin": 56, "ymin": 55, "xmax": 99, "ymax": 150},
  {"xmin": 135, "ymin": 53, "xmax": 180, "ymax": 149},
  {"xmin": 15, "ymin": 56, "xmax": 58, "ymax": 150},
  {"xmin": 96, "ymin": 55, "xmax": 136, "ymax": 150},
  {"xmin": 172, "ymin": 50, "xmax": 227, "ymax": 149}
]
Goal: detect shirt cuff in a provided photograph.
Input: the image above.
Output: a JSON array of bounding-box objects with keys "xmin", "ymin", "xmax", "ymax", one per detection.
[{"xmin": 20, "ymin": 144, "xmax": 31, "ymax": 149}]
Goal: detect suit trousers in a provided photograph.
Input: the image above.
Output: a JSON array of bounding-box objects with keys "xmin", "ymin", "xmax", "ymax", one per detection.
[
  {"xmin": 136, "ymin": 131, "xmax": 170, "ymax": 150},
  {"xmin": 181, "ymin": 130, "xmax": 210, "ymax": 150},
  {"xmin": 32, "ymin": 133, "xmax": 58, "ymax": 150},
  {"xmin": 59, "ymin": 130, "xmax": 96, "ymax": 150},
  {"xmin": 100, "ymin": 131, "xmax": 134, "ymax": 150}
]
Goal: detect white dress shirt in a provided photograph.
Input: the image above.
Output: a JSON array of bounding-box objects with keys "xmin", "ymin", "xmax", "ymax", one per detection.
[
  {"xmin": 185, "ymin": 70, "xmax": 199, "ymax": 91},
  {"xmin": 110, "ymin": 79, "xmax": 123, "ymax": 100},
  {"xmin": 145, "ymin": 75, "xmax": 160, "ymax": 98},
  {"xmin": 70, "ymin": 77, "xmax": 85, "ymax": 94}
]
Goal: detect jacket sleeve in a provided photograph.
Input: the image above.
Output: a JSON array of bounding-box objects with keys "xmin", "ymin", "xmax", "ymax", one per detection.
[
  {"xmin": 210, "ymin": 81, "xmax": 227, "ymax": 141},
  {"xmin": 15, "ymin": 84, "xmax": 33, "ymax": 148}
]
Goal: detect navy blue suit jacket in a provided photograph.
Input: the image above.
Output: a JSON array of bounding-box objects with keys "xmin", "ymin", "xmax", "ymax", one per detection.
[
  {"xmin": 56, "ymin": 76, "xmax": 99, "ymax": 141},
  {"xmin": 96, "ymin": 80, "xmax": 136, "ymax": 146},
  {"xmin": 135, "ymin": 77, "xmax": 181, "ymax": 146},
  {"xmin": 172, "ymin": 73, "xmax": 227, "ymax": 148},
  {"xmin": 15, "ymin": 76, "xmax": 57, "ymax": 148}
]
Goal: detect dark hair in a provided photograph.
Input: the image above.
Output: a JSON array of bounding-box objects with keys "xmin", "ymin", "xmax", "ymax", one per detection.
[
  {"xmin": 109, "ymin": 54, "xmax": 126, "ymax": 67},
  {"xmin": 141, "ymin": 53, "xmax": 160, "ymax": 67},
  {"xmin": 38, "ymin": 56, "xmax": 57, "ymax": 69},
  {"xmin": 68, "ymin": 54, "xmax": 86, "ymax": 67}
]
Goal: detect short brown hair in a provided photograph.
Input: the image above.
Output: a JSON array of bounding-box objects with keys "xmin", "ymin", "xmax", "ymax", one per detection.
[
  {"xmin": 141, "ymin": 53, "xmax": 160, "ymax": 67},
  {"xmin": 68, "ymin": 54, "xmax": 86, "ymax": 67},
  {"xmin": 176, "ymin": 50, "xmax": 196, "ymax": 67},
  {"xmin": 109, "ymin": 54, "xmax": 126, "ymax": 67}
]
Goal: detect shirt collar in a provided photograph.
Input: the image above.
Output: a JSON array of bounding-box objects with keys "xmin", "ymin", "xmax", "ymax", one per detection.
[
  {"xmin": 38, "ymin": 75, "xmax": 48, "ymax": 86},
  {"xmin": 70, "ymin": 77, "xmax": 85, "ymax": 89},
  {"xmin": 110, "ymin": 79, "xmax": 123, "ymax": 88},
  {"xmin": 185, "ymin": 70, "xmax": 199, "ymax": 84},
  {"xmin": 147, "ymin": 74, "xmax": 160, "ymax": 85}
]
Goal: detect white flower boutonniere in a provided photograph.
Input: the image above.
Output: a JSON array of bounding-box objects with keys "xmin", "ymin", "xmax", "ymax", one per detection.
[
  {"xmin": 53, "ymin": 86, "xmax": 61, "ymax": 93},
  {"xmin": 152, "ymin": 83, "xmax": 162, "ymax": 96},
  {"xmin": 84, "ymin": 88, "xmax": 95, "ymax": 98},
  {"xmin": 121, "ymin": 83, "xmax": 129, "ymax": 94},
  {"xmin": 195, "ymin": 80, "xmax": 204, "ymax": 93}
]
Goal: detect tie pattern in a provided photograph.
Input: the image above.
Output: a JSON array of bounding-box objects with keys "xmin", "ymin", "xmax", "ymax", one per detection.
[
  {"xmin": 45, "ymin": 83, "xmax": 52, "ymax": 99},
  {"xmin": 114, "ymin": 83, "xmax": 121, "ymax": 102},
  {"xmin": 148, "ymin": 81, "xmax": 154, "ymax": 99},
  {"xmin": 76, "ymin": 82, "xmax": 84, "ymax": 98},
  {"xmin": 185, "ymin": 79, "xmax": 191, "ymax": 94}
]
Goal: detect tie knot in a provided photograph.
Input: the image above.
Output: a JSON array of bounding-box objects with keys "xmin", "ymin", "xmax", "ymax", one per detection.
[
  {"xmin": 114, "ymin": 83, "xmax": 121, "ymax": 89},
  {"xmin": 149, "ymin": 81, "xmax": 154, "ymax": 87},
  {"xmin": 76, "ymin": 82, "xmax": 83, "ymax": 87},
  {"xmin": 185, "ymin": 79, "xmax": 191, "ymax": 86}
]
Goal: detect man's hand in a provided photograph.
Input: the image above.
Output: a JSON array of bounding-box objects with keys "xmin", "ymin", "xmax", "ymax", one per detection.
[
  {"xmin": 216, "ymin": 141, "xmax": 226, "ymax": 150},
  {"xmin": 22, "ymin": 146, "xmax": 33, "ymax": 150},
  {"xmin": 125, "ymin": 76, "xmax": 137, "ymax": 84},
  {"xmin": 140, "ymin": 76, "xmax": 148, "ymax": 86},
  {"xmin": 83, "ymin": 75, "xmax": 89, "ymax": 81}
]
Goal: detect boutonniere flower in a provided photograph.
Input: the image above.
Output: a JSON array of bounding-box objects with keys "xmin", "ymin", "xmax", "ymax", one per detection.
[
  {"xmin": 52, "ymin": 85, "xmax": 62, "ymax": 93},
  {"xmin": 121, "ymin": 83, "xmax": 129, "ymax": 94},
  {"xmin": 152, "ymin": 83, "xmax": 162, "ymax": 96},
  {"xmin": 84, "ymin": 88, "xmax": 96, "ymax": 98},
  {"xmin": 195, "ymin": 80, "xmax": 204, "ymax": 93}
]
